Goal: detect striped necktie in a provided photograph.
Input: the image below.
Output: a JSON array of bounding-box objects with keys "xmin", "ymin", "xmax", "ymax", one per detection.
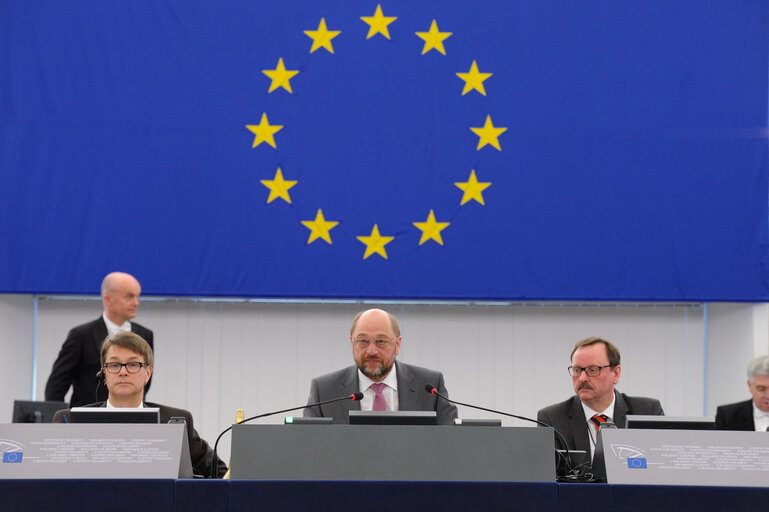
[{"xmin": 590, "ymin": 413, "xmax": 609, "ymax": 430}]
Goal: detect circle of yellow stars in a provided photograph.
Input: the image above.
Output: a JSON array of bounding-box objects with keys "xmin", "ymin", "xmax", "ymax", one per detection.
[{"xmin": 246, "ymin": 4, "xmax": 504, "ymax": 260}]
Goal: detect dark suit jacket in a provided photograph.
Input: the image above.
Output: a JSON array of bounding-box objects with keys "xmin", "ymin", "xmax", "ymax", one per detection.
[
  {"xmin": 715, "ymin": 399, "xmax": 755, "ymax": 431},
  {"xmin": 303, "ymin": 361, "xmax": 458, "ymax": 425},
  {"xmin": 52, "ymin": 401, "xmax": 227, "ymax": 478},
  {"xmin": 45, "ymin": 317, "xmax": 153, "ymax": 407},
  {"xmin": 537, "ymin": 390, "xmax": 664, "ymax": 452}
]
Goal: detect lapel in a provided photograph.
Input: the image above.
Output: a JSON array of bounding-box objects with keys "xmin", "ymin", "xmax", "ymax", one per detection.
[
  {"xmin": 91, "ymin": 317, "xmax": 109, "ymax": 357},
  {"xmin": 334, "ymin": 366, "xmax": 361, "ymax": 419},
  {"xmin": 567, "ymin": 397, "xmax": 591, "ymax": 452},
  {"xmin": 395, "ymin": 361, "xmax": 420, "ymax": 410},
  {"xmin": 612, "ymin": 390, "xmax": 629, "ymax": 427},
  {"xmin": 738, "ymin": 400, "xmax": 755, "ymax": 430}
]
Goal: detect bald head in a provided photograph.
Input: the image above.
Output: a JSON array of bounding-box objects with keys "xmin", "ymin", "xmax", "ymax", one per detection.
[
  {"xmin": 350, "ymin": 308, "xmax": 400, "ymax": 337},
  {"xmin": 350, "ymin": 308, "xmax": 402, "ymax": 381},
  {"xmin": 101, "ymin": 272, "xmax": 142, "ymax": 325}
]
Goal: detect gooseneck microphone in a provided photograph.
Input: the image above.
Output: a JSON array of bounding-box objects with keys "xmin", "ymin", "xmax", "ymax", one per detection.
[
  {"xmin": 210, "ymin": 392, "xmax": 364, "ymax": 479},
  {"xmin": 424, "ymin": 384, "xmax": 577, "ymax": 476},
  {"xmin": 94, "ymin": 369, "xmax": 104, "ymax": 403}
]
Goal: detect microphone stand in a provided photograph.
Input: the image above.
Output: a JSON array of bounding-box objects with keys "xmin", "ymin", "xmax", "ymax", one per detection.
[
  {"xmin": 425, "ymin": 385, "xmax": 584, "ymax": 479},
  {"xmin": 210, "ymin": 392, "xmax": 362, "ymax": 479}
]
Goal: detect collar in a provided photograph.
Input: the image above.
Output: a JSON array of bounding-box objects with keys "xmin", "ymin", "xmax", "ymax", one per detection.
[
  {"xmin": 106, "ymin": 398, "xmax": 145, "ymax": 409},
  {"xmin": 103, "ymin": 313, "xmax": 131, "ymax": 335},
  {"xmin": 580, "ymin": 392, "xmax": 617, "ymax": 424},
  {"xmin": 752, "ymin": 402, "xmax": 769, "ymax": 418},
  {"xmin": 358, "ymin": 363, "xmax": 398, "ymax": 392}
]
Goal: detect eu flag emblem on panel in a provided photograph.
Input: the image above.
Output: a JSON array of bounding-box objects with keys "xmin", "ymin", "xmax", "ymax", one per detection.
[
  {"xmin": 3, "ymin": 452, "xmax": 23, "ymax": 463},
  {"xmin": 627, "ymin": 457, "xmax": 647, "ymax": 469}
]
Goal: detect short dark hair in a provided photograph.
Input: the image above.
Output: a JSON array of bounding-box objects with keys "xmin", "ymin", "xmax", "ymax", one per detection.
[
  {"xmin": 571, "ymin": 336, "xmax": 621, "ymax": 367},
  {"xmin": 100, "ymin": 331, "xmax": 154, "ymax": 367}
]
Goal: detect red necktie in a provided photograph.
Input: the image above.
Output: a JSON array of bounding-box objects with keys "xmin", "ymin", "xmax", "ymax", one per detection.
[{"xmin": 370, "ymin": 383, "xmax": 387, "ymax": 411}]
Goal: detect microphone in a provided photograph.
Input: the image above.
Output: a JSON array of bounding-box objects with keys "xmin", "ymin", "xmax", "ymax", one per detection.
[
  {"xmin": 210, "ymin": 392, "xmax": 364, "ymax": 479},
  {"xmin": 94, "ymin": 369, "xmax": 104, "ymax": 403},
  {"xmin": 424, "ymin": 384, "xmax": 577, "ymax": 476}
]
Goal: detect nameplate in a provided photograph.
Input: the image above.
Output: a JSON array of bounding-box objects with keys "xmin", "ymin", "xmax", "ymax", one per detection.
[
  {"xmin": 0, "ymin": 424, "xmax": 192, "ymax": 479},
  {"xmin": 594, "ymin": 428, "xmax": 769, "ymax": 487}
]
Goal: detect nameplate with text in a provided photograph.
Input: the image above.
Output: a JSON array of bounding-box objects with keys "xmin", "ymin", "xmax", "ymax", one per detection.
[
  {"xmin": 0, "ymin": 424, "xmax": 192, "ymax": 479},
  {"xmin": 594, "ymin": 429, "xmax": 769, "ymax": 487}
]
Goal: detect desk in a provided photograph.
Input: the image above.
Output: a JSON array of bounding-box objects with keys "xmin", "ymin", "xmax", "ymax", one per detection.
[{"xmin": 2, "ymin": 480, "xmax": 767, "ymax": 512}]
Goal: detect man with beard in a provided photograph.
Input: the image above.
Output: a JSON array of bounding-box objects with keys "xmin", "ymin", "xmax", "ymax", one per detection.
[
  {"xmin": 537, "ymin": 336, "xmax": 664, "ymax": 460},
  {"xmin": 303, "ymin": 308, "xmax": 458, "ymax": 424}
]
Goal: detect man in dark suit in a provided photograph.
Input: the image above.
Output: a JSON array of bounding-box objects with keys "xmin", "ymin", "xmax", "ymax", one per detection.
[
  {"xmin": 303, "ymin": 308, "xmax": 457, "ymax": 424},
  {"xmin": 715, "ymin": 355, "xmax": 769, "ymax": 432},
  {"xmin": 52, "ymin": 331, "xmax": 226, "ymax": 478},
  {"xmin": 537, "ymin": 336, "xmax": 664, "ymax": 458},
  {"xmin": 45, "ymin": 272, "xmax": 153, "ymax": 407}
]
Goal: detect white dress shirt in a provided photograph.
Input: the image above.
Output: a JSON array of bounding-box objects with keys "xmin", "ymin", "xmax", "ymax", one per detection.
[
  {"xmin": 580, "ymin": 395, "xmax": 617, "ymax": 459},
  {"xmin": 103, "ymin": 313, "xmax": 131, "ymax": 336},
  {"xmin": 753, "ymin": 403, "xmax": 769, "ymax": 432},
  {"xmin": 358, "ymin": 366, "xmax": 399, "ymax": 412}
]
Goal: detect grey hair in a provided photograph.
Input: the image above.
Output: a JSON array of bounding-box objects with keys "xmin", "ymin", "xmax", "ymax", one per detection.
[{"xmin": 747, "ymin": 355, "xmax": 769, "ymax": 381}]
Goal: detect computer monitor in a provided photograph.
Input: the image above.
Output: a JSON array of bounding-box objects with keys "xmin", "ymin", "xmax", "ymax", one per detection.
[
  {"xmin": 69, "ymin": 407, "xmax": 160, "ymax": 423},
  {"xmin": 12, "ymin": 400, "xmax": 68, "ymax": 423},
  {"xmin": 348, "ymin": 410, "xmax": 437, "ymax": 425},
  {"xmin": 625, "ymin": 415, "xmax": 715, "ymax": 430}
]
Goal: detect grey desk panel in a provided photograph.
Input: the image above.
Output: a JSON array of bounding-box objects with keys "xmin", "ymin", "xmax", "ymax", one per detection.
[{"xmin": 230, "ymin": 424, "xmax": 554, "ymax": 481}]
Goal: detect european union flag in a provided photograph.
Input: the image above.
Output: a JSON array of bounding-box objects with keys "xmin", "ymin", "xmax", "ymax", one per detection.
[
  {"xmin": 627, "ymin": 457, "xmax": 647, "ymax": 469},
  {"xmin": 3, "ymin": 452, "xmax": 23, "ymax": 463},
  {"xmin": 1, "ymin": 2, "xmax": 767, "ymax": 300}
]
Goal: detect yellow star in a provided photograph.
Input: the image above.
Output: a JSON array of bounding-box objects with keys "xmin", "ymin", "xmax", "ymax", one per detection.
[
  {"xmin": 456, "ymin": 60, "xmax": 492, "ymax": 96},
  {"xmin": 246, "ymin": 113, "xmax": 283, "ymax": 149},
  {"xmin": 470, "ymin": 115, "xmax": 507, "ymax": 151},
  {"xmin": 260, "ymin": 168, "xmax": 297, "ymax": 204},
  {"xmin": 415, "ymin": 19, "xmax": 452, "ymax": 55},
  {"xmin": 304, "ymin": 18, "xmax": 341, "ymax": 54},
  {"xmin": 455, "ymin": 170, "xmax": 491, "ymax": 205},
  {"xmin": 356, "ymin": 224, "xmax": 394, "ymax": 260},
  {"xmin": 361, "ymin": 4, "xmax": 397, "ymax": 40},
  {"xmin": 301, "ymin": 209, "xmax": 339, "ymax": 245},
  {"xmin": 262, "ymin": 57, "xmax": 299, "ymax": 93},
  {"xmin": 413, "ymin": 210, "xmax": 450, "ymax": 246}
]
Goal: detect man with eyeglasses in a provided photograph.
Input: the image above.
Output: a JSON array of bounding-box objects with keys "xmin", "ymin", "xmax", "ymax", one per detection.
[
  {"xmin": 45, "ymin": 272, "xmax": 154, "ymax": 407},
  {"xmin": 715, "ymin": 355, "xmax": 769, "ymax": 431},
  {"xmin": 52, "ymin": 331, "xmax": 226, "ymax": 478},
  {"xmin": 537, "ymin": 336, "xmax": 663, "ymax": 459},
  {"xmin": 303, "ymin": 308, "xmax": 458, "ymax": 424}
]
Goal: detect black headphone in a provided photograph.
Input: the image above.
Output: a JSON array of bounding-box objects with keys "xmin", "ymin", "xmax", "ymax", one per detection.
[{"xmin": 95, "ymin": 369, "xmax": 105, "ymax": 383}]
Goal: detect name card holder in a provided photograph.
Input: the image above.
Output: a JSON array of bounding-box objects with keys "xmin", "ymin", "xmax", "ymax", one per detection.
[{"xmin": 0, "ymin": 423, "xmax": 193, "ymax": 479}]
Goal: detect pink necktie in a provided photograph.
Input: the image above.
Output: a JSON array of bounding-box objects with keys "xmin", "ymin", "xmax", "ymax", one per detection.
[{"xmin": 370, "ymin": 383, "xmax": 387, "ymax": 411}]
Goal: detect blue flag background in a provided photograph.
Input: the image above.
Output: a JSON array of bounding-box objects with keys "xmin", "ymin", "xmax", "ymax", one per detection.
[{"xmin": 2, "ymin": 1, "xmax": 768, "ymax": 300}]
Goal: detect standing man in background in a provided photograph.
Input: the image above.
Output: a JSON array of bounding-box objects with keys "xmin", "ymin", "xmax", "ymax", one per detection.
[
  {"xmin": 537, "ymin": 336, "xmax": 664, "ymax": 459},
  {"xmin": 45, "ymin": 271, "xmax": 153, "ymax": 407},
  {"xmin": 303, "ymin": 308, "xmax": 458, "ymax": 424},
  {"xmin": 715, "ymin": 355, "xmax": 769, "ymax": 431}
]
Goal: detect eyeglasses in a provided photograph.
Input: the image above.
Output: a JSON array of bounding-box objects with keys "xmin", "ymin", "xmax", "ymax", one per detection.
[
  {"xmin": 353, "ymin": 338, "xmax": 395, "ymax": 349},
  {"xmin": 568, "ymin": 365, "xmax": 612, "ymax": 377},
  {"xmin": 103, "ymin": 362, "xmax": 148, "ymax": 374}
]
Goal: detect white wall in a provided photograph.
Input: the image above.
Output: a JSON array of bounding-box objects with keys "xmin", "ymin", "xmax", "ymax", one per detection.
[{"xmin": 2, "ymin": 295, "xmax": 767, "ymax": 465}]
